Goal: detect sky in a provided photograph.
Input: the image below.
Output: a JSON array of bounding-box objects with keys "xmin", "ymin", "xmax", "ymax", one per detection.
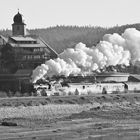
[{"xmin": 0, "ymin": 0, "xmax": 140, "ymax": 30}]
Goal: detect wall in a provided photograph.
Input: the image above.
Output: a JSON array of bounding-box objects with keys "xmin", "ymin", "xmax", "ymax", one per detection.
[
  {"xmin": 62, "ymin": 83, "xmax": 125, "ymax": 95},
  {"xmin": 126, "ymin": 82, "xmax": 140, "ymax": 92}
]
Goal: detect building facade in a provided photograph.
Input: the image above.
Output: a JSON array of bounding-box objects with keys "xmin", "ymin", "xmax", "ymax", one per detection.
[{"xmin": 1, "ymin": 11, "xmax": 58, "ymax": 70}]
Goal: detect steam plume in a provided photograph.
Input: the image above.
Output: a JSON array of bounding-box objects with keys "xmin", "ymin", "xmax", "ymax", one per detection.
[{"xmin": 32, "ymin": 28, "xmax": 140, "ymax": 83}]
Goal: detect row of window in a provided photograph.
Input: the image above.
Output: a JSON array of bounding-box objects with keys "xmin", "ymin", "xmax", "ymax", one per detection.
[
  {"xmin": 16, "ymin": 41, "xmax": 37, "ymax": 44},
  {"xmin": 22, "ymin": 55, "xmax": 48, "ymax": 60},
  {"xmin": 15, "ymin": 48, "xmax": 44, "ymax": 53},
  {"xmin": 34, "ymin": 48, "xmax": 44, "ymax": 52}
]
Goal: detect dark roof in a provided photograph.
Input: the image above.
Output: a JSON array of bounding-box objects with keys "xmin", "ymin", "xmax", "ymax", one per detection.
[
  {"xmin": 0, "ymin": 35, "xmax": 8, "ymax": 43},
  {"xmin": 96, "ymin": 72, "xmax": 129, "ymax": 77},
  {"xmin": 13, "ymin": 12, "xmax": 25, "ymax": 24},
  {"xmin": 14, "ymin": 69, "xmax": 32, "ymax": 77},
  {"xmin": 129, "ymin": 74, "xmax": 140, "ymax": 82}
]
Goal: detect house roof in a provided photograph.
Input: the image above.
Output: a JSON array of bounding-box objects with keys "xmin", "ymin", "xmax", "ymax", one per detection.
[
  {"xmin": 10, "ymin": 36, "xmax": 36, "ymax": 42},
  {"xmin": 39, "ymin": 37, "xmax": 58, "ymax": 56},
  {"xmin": 0, "ymin": 34, "xmax": 58, "ymax": 56},
  {"xmin": 14, "ymin": 69, "xmax": 32, "ymax": 77},
  {"xmin": 129, "ymin": 74, "xmax": 140, "ymax": 82},
  {"xmin": 9, "ymin": 41, "xmax": 46, "ymax": 48},
  {"xmin": 0, "ymin": 35, "xmax": 8, "ymax": 43},
  {"xmin": 8, "ymin": 36, "xmax": 58, "ymax": 56},
  {"xmin": 96, "ymin": 72, "xmax": 129, "ymax": 77}
]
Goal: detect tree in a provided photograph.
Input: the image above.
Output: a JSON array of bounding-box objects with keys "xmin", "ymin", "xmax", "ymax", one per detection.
[{"xmin": 1, "ymin": 43, "xmax": 17, "ymax": 73}]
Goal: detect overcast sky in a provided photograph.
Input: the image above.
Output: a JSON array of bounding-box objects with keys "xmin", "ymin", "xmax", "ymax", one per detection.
[{"xmin": 0, "ymin": 0, "xmax": 140, "ymax": 29}]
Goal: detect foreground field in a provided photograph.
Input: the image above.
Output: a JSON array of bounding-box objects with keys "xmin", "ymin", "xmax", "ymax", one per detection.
[{"xmin": 1, "ymin": 93, "xmax": 140, "ymax": 139}]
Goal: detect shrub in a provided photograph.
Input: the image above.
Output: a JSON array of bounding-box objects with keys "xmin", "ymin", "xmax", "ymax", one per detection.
[
  {"xmin": 2, "ymin": 102, "xmax": 12, "ymax": 106},
  {"xmin": 54, "ymin": 92, "xmax": 59, "ymax": 96},
  {"xmin": 1, "ymin": 121, "xmax": 17, "ymax": 126},
  {"xmin": 87, "ymin": 90, "xmax": 94, "ymax": 95},
  {"xmin": 7, "ymin": 91, "xmax": 14, "ymax": 97},
  {"xmin": 14, "ymin": 91, "xmax": 22, "ymax": 97},
  {"xmin": 80, "ymin": 96, "xmax": 85, "ymax": 100},
  {"xmin": 23, "ymin": 92, "xmax": 30, "ymax": 97},
  {"xmin": 27, "ymin": 101, "xmax": 33, "ymax": 106},
  {"xmin": 32, "ymin": 92, "xmax": 37, "ymax": 96},
  {"xmin": 0, "ymin": 91, "xmax": 8, "ymax": 98},
  {"xmin": 75, "ymin": 89, "xmax": 79, "ymax": 95},
  {"xmin": 61, "ymin": 92, "xmax": 67, "ymax": 96},
  {"xmin": 102, "ymin": 87, "xmax": 107, "ymax": 94},
  {"xmin": 68, "ymin": 91, "xmax": 73, "ymax": 96},
  {"xmin": 41, "ymin": 89, "xmax": 47, "ymax": 96}
]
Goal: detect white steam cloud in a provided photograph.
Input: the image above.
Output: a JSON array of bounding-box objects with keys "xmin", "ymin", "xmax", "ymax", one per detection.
[{"xmin": 32, "ymin": 28, "xmax": 140, "ymax": 83}]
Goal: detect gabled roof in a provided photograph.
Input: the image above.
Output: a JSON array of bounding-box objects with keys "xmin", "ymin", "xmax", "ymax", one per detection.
[
  {"xmin": 129, "ymin": 74, "xmax": 140, "ymax": 82},
  {"xmin": 39, "ymin": 37, "xmax": 58, "ymax": 56},
  {"xmin": 0, "ymin": 35, "xmax": 8, "ymax": 43}
]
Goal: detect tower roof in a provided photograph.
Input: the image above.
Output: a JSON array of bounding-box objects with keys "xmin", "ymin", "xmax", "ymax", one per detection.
[{"xmin": 13, "ymin": 11, "xmax": 24, "ymax": 24}]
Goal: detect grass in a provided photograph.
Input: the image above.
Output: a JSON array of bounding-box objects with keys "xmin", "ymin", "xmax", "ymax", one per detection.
[
  {"xmin": 1, "ymin": 93, "xmax": 140, "ymax": 127},
  {"xmin": 0, "ymin": 95, "xmax": 95, "ymax": 107},
  {"xmin": 0, "ymin": 95, "xmax": 95, "ymax": 127},
  {"xmin": 0, "ymin": 104, "xmax": 92, "ymax": 127}
]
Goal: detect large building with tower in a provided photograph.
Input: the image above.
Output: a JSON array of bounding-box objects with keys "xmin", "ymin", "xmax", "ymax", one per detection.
[
  {"xmin": 0, "ymin": 11, "xmax": 58, "ymax": 93},
  {"xmin": 0, "ymin": 11, "xmax": 58, "ymax": 70}
]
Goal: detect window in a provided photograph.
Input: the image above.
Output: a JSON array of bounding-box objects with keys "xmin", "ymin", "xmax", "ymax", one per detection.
[
  {"xmin": 34, "ymin": 55, "xmax": 41, "ymax": 59},
  {"xmin": 40, "ymin": 48, "xmax": 43, "ymax": 52},
  {"xmin": 23, "ymin": 56, "xmax": 27, "ymax": 60},
  {"xmin": 17, "ymin": 26, "xmax": 20, "ymax": 30}
]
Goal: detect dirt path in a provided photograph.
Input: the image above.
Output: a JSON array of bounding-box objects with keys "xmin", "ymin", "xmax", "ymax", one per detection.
[
  {"xmin": 0, "ymin": 118, "xmax": 140, "ymax": 140},
  {"xmin": 1, "ymin": 107, "xmax": 140, "ymax": 139}
]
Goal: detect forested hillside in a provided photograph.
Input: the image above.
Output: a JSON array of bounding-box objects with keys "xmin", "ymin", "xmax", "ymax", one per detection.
[
  {"xmin": 29, "ymin": 26, "xmax": 106, "ymax": 53},
  {"xmin": 1, "ymin": 23, "xmax": 140, "ymax": 53}
]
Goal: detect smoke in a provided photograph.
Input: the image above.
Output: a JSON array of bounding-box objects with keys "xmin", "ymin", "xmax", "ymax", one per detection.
[
  {"xmin": 104, "ymin": 28, "xmax": 140, "ymax": 62},
  {"xmin": 31, "ymin": 64, "xmax": 49, "ymax": 83},
  {"xmin": 32, "ymin": 28, "xmax": 140, "ymax": 83}
]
